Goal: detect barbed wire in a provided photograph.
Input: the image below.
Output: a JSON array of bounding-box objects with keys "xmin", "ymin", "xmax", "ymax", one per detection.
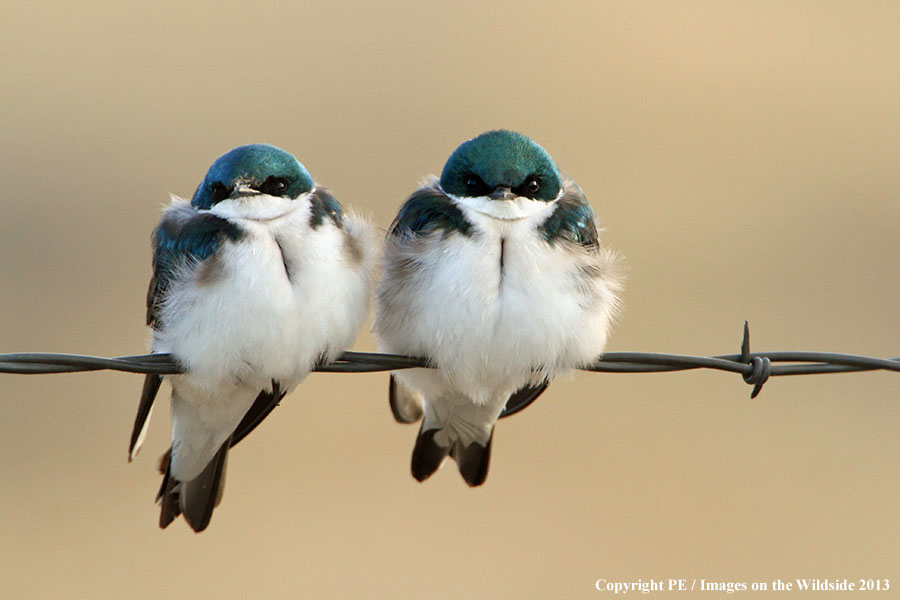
[{"xmin": 2, "ymin": 324, "xmax": 898, "ymax": 400}]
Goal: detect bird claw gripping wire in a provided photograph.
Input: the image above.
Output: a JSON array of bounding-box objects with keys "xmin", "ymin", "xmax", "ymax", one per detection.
[{"xmin": 740, "ymin": 322, "xmax": 771, "ymax": 398}]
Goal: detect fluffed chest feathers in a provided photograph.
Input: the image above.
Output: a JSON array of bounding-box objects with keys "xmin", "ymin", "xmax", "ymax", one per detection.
[
  {"xmin": 398, "ymin": 227, "xmax": 600, "ymax": 368},
  {"xmin": 157, "ymin": 222, "xmax": 348, "ymax": 386}
]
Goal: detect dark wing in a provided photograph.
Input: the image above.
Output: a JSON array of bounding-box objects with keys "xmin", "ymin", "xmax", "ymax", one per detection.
[
  {"xmin": 130, "ymin": 204, "xmax": 243, "ymax": 460},
  {"xmin": 128, "ymin": 372, "xmax": 162, "ymax": 461},
  {"xmin": 389, "ymin": 374, "xmax": 424, "ymax": 424},
  {"xmin": 537, "ymin": 182, "xmax": 599, "ymax": 249},
  {"xmin": 146, "ymin": 207, "xmax": 243, "ymax": 330},
  {"xmin": 230, "ymin": 380, "xmax": 287, "ymax": 447},
  {"xmin": 308, "ymin": 187, "xmax": 344, "ymax": 229},
  {"xmin": 499, "ymin": 380, "xmax": 550, "ymax": 419},
  {"xmin": 389, "ymin": 186, "xmax": 472, "ymax": 238}
]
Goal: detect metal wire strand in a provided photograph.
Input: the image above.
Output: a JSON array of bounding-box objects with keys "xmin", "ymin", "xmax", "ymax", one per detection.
[{"xmin": 1, "ymin": 324, "xmax": 898, "ymax": 398}]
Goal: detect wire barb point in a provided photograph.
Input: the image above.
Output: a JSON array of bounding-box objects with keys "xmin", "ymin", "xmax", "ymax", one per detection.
[
  {"xmin": 739, "ymin": 322, "xmax": 770, "ymax": 398},
  {"xmin": 743, "ymin": 356, "xmax": 772, "ymax": 399},
  {"xmin": 740, "ymin": 321, "xmax": 751, "ymax": 363}
]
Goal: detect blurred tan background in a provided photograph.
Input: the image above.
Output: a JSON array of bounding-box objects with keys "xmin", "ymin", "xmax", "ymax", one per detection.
[{"xmin": 2, "ymin": 1, "xmax": 898, "ymax": 598}]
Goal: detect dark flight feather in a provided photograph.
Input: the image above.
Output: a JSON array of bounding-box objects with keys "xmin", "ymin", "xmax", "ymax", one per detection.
[
  {"xmin": 389, "ymin": 375, "xmax": 423, "ymax": 424},
  {"xmin": 499, "ymin": 380, "xmax": 550, "ymax": 419},
  {"xmin": 128, "ymin": 372, "xmax": 162, "ymax": 460},
  {"xmin": 230, "ymin": 380, "xmax": 286, "ymax": 447}
]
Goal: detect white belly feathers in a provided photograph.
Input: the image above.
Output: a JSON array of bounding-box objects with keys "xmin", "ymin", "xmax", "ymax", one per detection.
[
  {"xmin": 379, "ymin": 198, "xmax": 618, "ymax": 405},
  {"xmin": 154, "ymin": 200, "xmax": 369, "ymax": 393}
]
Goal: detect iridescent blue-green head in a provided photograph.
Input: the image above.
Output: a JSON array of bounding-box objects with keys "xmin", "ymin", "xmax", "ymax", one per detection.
[
  {"xmin": 439, "ymin": 130, "xmax": 562, "ymax": 202},
  {"xmin": 191, "ymin": 144, "xmax": 314, "ymax": 210}
]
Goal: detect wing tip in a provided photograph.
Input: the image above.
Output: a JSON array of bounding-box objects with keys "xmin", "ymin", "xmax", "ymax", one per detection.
[
  {"xmin": 389, "ymin": 375, "xmax": 423, "ymax": 424},
  {"xmin": 129, "ymin": 373, "xmax": 162, "ymax": 461}
]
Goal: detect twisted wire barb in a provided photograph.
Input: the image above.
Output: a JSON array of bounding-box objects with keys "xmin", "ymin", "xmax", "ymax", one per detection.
[{"xmin": 1, "ymin": 324, "xmax": 898, "ymax": 398}]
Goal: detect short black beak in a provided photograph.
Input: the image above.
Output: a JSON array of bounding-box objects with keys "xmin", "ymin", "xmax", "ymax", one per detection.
[{"xmin": 489, "ymin": 187, "xmax": 516, "ymax": 201}]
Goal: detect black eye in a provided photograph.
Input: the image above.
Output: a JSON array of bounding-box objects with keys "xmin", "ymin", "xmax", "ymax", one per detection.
[
  {"xmin": 209, "ymin": 182, "xmax": 232, "ymax": 204},
  {"xmin": 259, "ymin": 176, "xmax": 289, "ymax": 196},
  {"xmin": 464, "ymin": 174, "xmax": 488, "ymax": 195},
  {"xmin": 525, "ymin": 177, "xmax": 541, "ymax": 194}
]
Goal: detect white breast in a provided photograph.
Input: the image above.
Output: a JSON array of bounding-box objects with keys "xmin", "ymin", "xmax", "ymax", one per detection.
[
  {"xmin": 377, "ymin": 197, "xmax": 620, "ymax": 405},
  {"xmin": 155, "ymin": 196, "xmax": 373, "ymax": 393}
]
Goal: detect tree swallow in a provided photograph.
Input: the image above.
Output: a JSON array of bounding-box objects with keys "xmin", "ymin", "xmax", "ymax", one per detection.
[
  {"xmin": 375, "ymin": 130, "xmax": 622, "ymax": 486},
  {"xmin": 129, "ymin": 143, "xmax": 374, "ymax": 531}
]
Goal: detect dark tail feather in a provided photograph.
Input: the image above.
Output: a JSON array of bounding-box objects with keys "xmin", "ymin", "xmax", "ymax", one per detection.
[
  {"xmin": 450, "ymin": 430, "xmax": 493, "ymax": 487},
  {"xmin": 410, "ymin": 427, "xmax": 449, "ymax": 482},
  {"xmin": 155, "ymin": 439, "xmax": 230, "ymax": 533},
  {"xmin": 180, "ymin": 439, "xmax": 230, "ymax": 532},
  {"xmin": 389, "ymin": 375, "xmax": 423, "ymax": 424},
  {"xmin": 156, "ymin": 448, "xmax": 180, "ymax": 529},
  {"xmin": 411, "ymin": 425, "xmax": 494, "ymax": 486}
]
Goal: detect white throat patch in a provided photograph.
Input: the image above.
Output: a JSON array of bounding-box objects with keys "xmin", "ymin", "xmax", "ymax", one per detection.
[
  {"xmin": 208, "ymin": 192, "xmax": 306, "ymax": 222},
  {"xmin": 452, "ymin": 194, "xmax": 556, "ymax": 221}
]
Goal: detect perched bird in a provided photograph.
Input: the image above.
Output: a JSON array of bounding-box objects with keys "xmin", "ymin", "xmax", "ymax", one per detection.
[
  {"xmin": 375, "ymin": 130, "xmax": 622, "ymax": 486},
  {"xmin": 129, "ymin": 144, "xmax": 374, "ymax": 531}
]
